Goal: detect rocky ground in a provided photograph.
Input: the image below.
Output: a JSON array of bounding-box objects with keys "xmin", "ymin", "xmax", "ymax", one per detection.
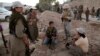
[
  {"xmin": 0, "ymin": 11, "xmax": 100, "ymax": 56},
  {"xmin": 31, "ymin": 11, "xmax": 100, "ymax": 56}
]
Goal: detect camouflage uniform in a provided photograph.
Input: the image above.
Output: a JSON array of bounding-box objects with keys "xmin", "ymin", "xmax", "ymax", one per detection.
[
  {"xmin": 27, "ymin": 11, "xmax": 38, "ymax": 42},
  {"xmin": 62, "ymin": 10, "xmax": 72, "ymax": 40}
]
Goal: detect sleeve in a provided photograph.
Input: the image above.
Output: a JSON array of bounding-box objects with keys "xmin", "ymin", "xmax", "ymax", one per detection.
[
  {"xmin": 53, "ymin": 27, "xmax": 57, "ymax": 37},
  {"xmin": 61, "ymin": 13, "xmax": 64, "ymax": 22},
  {"xmin": 75, "ymin": 39, "xmax": 81, "ymax": 46},
  {"xmin": 46, "ymin": 28, "xmax": 50, "ymax": 36},
  {"xmin": 71, "ymin": 11, "xmax": 74, "ymax": 17},
  {"xmin": 15, "ymin": 20, "xmax": 25, "ymax": 38},
  {"xmin": 69, "ymin": 10, "xmax": 74, "ymax": 20},
  {"xmin": 27, "ymin": 13, "xmax": 31, "ymax": 22}
]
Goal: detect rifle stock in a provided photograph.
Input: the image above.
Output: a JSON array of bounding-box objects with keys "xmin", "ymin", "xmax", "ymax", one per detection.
[{"xmin": 1, "ymin": 32, "xmax": 9, "ymax": 54}]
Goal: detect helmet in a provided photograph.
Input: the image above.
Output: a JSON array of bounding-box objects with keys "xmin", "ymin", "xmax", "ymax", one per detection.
[
  {"xmin": 63, "ymin": 4, "xmax": 70, "ymax": 9},
  {"xmin": 12, "ymin": 1, "xmax": 23, "ymax": 8},
  {"xmin": 76, "ymin": 28, "xmax": 85, "ymax": 34}
]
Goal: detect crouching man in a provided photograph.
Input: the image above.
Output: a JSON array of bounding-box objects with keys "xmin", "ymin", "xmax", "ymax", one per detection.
[
  {"xmin": 73, "ymin": 28, "xmax": 89, "ymax": 56},
  {"xmin": 45, "ymin": 21, "xmax": 57, "ymax": 50}
]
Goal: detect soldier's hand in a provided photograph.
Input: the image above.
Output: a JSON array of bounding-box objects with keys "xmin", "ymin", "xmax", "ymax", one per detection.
[{"xmin": 22, "ymin": 35, "xmax": 29, "ymax": 47}]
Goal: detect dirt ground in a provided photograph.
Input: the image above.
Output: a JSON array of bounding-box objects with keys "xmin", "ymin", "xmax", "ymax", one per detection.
[
  {"xmin": 0, "ymin": 11, "xmax": 100, "ymax": 56},
  {"xmin": 31, "ymin": 11, "xmax": 100, "ymax": 56}
]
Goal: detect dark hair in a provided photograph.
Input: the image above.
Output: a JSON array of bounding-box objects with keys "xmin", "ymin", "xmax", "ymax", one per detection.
[
  {"xmin": 49, "ymin": 21, "xmax": 54, "ymax": 25},
  {"xmin": 78, "ymin": 32, "xmax": 86, "ymax": 38}
]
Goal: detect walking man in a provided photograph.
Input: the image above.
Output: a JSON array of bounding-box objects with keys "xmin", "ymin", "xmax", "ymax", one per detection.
[
  {"xmin": 73, "ymin": 6, "xmax": 78, "ymax": 20},
  {"xmin": 85, "ymin": 7, "xmax": 90, "ymax": 22},
  {"xmin": 91, "ymin": 7, "xmax": 95, "ymax": 18}
]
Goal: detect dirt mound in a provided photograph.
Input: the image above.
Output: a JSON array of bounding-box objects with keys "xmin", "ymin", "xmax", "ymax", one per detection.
[
  {"xmin": 38, "ymin": 11, "xmax": 62, "ymax": 31},
  {"xmin": 34, "ymin": 11, "xmax": 100, "ymax": 56}
]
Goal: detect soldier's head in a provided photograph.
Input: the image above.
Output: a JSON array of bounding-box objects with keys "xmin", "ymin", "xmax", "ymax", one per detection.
[
  {"xmin": 49, "ymin": 21, "xmax": 54, "ymax": 27},
  {"xmin": 63, "ymin": 4, "xmax": 70, "ymax": 11},
  {"xmin": 12, "ymin": 1, "xmax": 23, "ymax": 13}
]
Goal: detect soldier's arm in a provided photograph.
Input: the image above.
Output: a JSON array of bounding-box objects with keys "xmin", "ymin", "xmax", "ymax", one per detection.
[
  {"xmin": 61, "ymin": 13, "xmax": 64, "ymax": 22},
  {"xmin": 15, "ymin": 20, "xmax": 29, "ymax": 46},
  {"xmin": 53, "ymin": 27, "xmax": 57, "ymax": 37},
  {"xmin": 46, "ymin": 28, "xmax": 49, "ymax": 36},
  {"xmin": 69, "ymin": 10, "xmax": 74, "ymax": 20}
]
